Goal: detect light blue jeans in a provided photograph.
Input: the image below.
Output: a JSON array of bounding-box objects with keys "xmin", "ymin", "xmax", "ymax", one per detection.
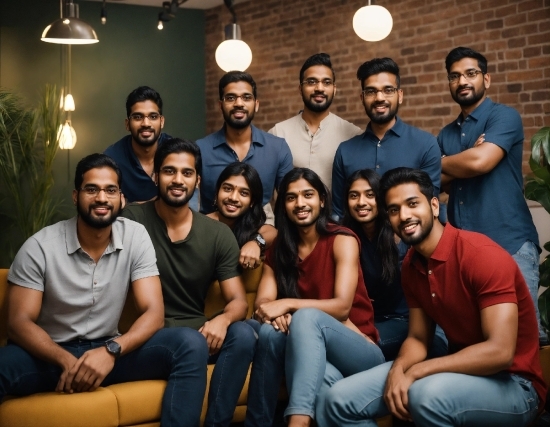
[
  {"xmin": 512, "ymin": 240, "xmax": 546, "ymax": 343},
  {"xmin": 324, "ymin": 361, "xmax": 540, "ymax": 427},
  {"xmin": 284, "ymin": 308, "xmax": 385, "ymax": 423}
]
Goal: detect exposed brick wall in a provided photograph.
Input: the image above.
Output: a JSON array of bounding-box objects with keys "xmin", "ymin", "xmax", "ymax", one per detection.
[{"xmin": 205, "ymin": 0, "xmax": 550, "ymax": 175}]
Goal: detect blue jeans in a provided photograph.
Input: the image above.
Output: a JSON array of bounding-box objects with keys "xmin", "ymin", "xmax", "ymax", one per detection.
[
  {"xmin": 284, "ymin": 308, "xmax": 385, "ymax": 422},
  {"xmin": 512, "ymin": 240, "xmax": 546, "ymax": 343},
  {"xmin": 0, "ymin": 328, "xmax": 209, "ymax": 427},
  {"xmin": 205, "ymin": 321, "xmax": 257, "ymax": 427},
  {"xmin": 244, "ymin": 319, "xmax": 287, "ymax": 427},
  {"xmin": 324, "ymin": 361, "xmax": 540, "ymax": 427}
]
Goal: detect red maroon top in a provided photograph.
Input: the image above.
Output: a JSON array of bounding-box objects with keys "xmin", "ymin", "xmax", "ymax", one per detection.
[
  {"xmin": 402, "ymin": 223, "xmax": 546, "ymax": 406},
  {"xmin": 266, "ymin": 224, "xmax": 379, "ymax": 342}
]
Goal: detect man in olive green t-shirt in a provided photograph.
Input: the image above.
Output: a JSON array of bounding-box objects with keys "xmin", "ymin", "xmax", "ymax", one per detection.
[{"xmin": 122, "ymin": 138, "xmax": 256, "ymax": 427}]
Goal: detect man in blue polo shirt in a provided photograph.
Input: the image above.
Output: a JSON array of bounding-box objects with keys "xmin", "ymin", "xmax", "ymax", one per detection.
[
  {"xmin": 331, "ymin": 57, "xmax": 441, "ymax": 219},
  {"xmin": 438, "ymin": 46, "xmax": 544, "ymax": 344},
  {"xmin": 197, "ymin": 71, "xmax": 293, "ymax": 224},
  {"xmin": 104, "ymin": 86, "xmax": 171, "ymax": 203}
]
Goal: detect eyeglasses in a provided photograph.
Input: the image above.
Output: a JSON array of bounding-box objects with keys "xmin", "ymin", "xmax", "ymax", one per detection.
[
  {"xmin": 128, "ymin": 113, "xmax": 162, "ymax": 122},
  {"xmin": 221, "ymin": 94, "xmax": 255, "ymax": 103},
  {"xmin": 361, "ymin": 87, "xmax": 399, "ymax": 99},
  {"xmin": 447, "ymin": 69, "xmax": 484, "ymax": 83},
  {"xmin": 301, "ymin": 78, "xmax": 334, "ymax": 87},
  {"xmin": 79, "ymin": 186, "xmax": 121, "ymax": 197}
]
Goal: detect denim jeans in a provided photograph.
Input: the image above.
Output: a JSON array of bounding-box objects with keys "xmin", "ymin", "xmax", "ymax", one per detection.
[
  {"xmin": 324, "ymin": 361, "xmax": 539, "ymax": 427},
  {"xmin": 512, "ymin": 240, "xmax": 546, "ymax": 343},
  {"xmin": 0, "ymin": 328, "xmax": 209, "ymax": 427},
  {"xmin": 244, "ymin": 319, "xmax": 287, "ymax": 427},
  {"xmin": 205, "ymin": 321, "xmax": 257, "ymax": 427},
  {"xmin": 284, "ymin": 308, "xmax": 385, "ymax": 423}
]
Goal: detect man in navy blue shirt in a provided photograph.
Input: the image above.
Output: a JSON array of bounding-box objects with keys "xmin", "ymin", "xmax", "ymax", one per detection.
[
  {"xmin": 197, "ymin": 72, "xmax": 293, "ymax": 224},
  {"xmin": 104, "ymin": 86, "xmax": 171, "ymax": 203},
  {"xmin": 331, "ymin": 58, "xmax": 441, "ymax": 219},
  {"xmin": 438, "ymin": 47, "xmax": 544, "ymax": 344}
]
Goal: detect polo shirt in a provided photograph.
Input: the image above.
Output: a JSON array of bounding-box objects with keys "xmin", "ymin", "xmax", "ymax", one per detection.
[
  {"xmin": 8, "ymin": 216, "xmax": 158, "ymax": 342},
  {"xmin": 196, "ymin": 125, "xmax": 293, "ymax": 214},
  {"xmin": 269, "ymin": 113, "xmax": 362, "ymax": 191},
  {"xmin": 104, "ymin": 132, "xmax": 171, "ymax": 203},
  {"xmin": 122, "ymin": 202, "xmax": 240, "ymax": 330},
  {"xmin": 438, "ymin": 97, "xmax": 539, "ymax": 255},
  {"xmin": 402, "ymin": 223, "xmax": 546, "ymax": 405},
  {"xmin": 332, "ymin": 117, "xmax": 441, "ymax": 218}
]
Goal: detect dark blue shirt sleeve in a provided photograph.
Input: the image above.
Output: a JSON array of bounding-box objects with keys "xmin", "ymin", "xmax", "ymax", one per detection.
[
  {"xmin": 331, "ymin": 146, "xmax": 345, "ymax": 219},
  {"xmin": 275, "ymin": 139, "xmax": 293, "ymax": 190}
]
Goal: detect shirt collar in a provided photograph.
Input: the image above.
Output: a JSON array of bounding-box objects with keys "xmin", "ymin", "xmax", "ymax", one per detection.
[
  {"xmin": 409, "ymin": 223, "xmax": 458, "ymax": 269},
  {"xmin": 364, "ymin": 115, "xmax": 404, "ymax": 139},
  {"xmin": 456, "ymin": 97, "xmax": 493, "ymax": 125},
  {"xmin": 299, "ymin": 112, "xmax": 333, "ymax": 132},
  {"xmin": 65, "ymin": 216, "xmax": 124, "ymax": 255},
  {"xmin": 213, "ymin": 124, "xmax": 265, "ymax": 148}
]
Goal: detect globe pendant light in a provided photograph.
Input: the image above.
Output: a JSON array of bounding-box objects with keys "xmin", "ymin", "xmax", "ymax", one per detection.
[
  {"xmin": 353, "ymin": 1, "xmax": 393, "ymax": 42},
  {"xmin": 215, "ymin": 23, "xmax": 252, "ymax": 72}
]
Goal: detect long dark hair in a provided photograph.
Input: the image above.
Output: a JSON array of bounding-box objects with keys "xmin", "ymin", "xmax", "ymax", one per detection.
[
  {"xmin": 273, "ymin": 168, "xmax": 336, "ymax": 298},
  {"xmin": 342, "ymin": 169, "xmax": 399, "ymax": 285},
  {"xmin": 214, "ymin": 162, "xmax": 266, "ymax": 247}
]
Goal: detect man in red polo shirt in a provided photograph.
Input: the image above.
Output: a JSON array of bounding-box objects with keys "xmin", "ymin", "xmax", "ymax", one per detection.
[{"xmin": 324, "ymin": 167, "xmax": 545, "ymax": 427}]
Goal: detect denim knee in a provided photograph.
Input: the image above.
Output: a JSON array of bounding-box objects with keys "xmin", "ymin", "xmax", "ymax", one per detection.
[
  {"xmin": 258, "ymin": 323, "xmax": 287, "ymax": 357},
  {"xmin": 288, "ymin": 307, "xmax": 323, "ymax": 332},
  {"xmin": 166, "ymin": 327, "xmax": 209, "ymax": 362}
]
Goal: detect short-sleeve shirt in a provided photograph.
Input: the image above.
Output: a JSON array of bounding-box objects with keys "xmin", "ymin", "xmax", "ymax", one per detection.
[
  {"xmin": 332, "ymin": 117, "xmax": 441, "ymax": 218},
  {"xmin": 196, "ymin": 125, "xmax": 293, "ymax": 214},
  {"xmin": 8, "ymin": 217, "xmax": 159, "ymax": 342},
  {"xmin": 265, "ymin": 225, "xmax": 379, "ymax": 342},
  {"xmin": 269, "ymin": 113, "xmax": 362, "ymax": 191},
  {"xmin": 437, "ymin": 97, "xmax": 538, "ymax": 255},
  {"xmin": 122, "ymin": 202, "xmax": 240, "ymax": 330},
  {"xmin": 401, "ymin": 223, "xmax": 546, "ymax": 405},
  {"xmin": 104, "ymin": 133, "xmax": 171, "ymax": 203}
]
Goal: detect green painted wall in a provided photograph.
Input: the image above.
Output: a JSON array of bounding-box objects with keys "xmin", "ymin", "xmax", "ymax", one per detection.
[{"xmin": 0, "ymin": 0, "xmax": 206, "ymax": 267}]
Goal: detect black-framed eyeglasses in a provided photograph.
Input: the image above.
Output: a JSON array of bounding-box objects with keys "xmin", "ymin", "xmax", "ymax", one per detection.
[
  {"xmin": 447, "ymin": 69, "xmax": 484, "ymax": 84},
  {"xmin": 221, "ymin": 94, "xmax": 255, "ymax": 103},
  {"xmin": 79, "ymin": 186, "xmax": 121, "ymax": 197},
  {"xmin": 361, "ymin": 87, "xmax": 399, "ymax": 99},
  {"xmin": 128, "ymin": 113, "xmax": 162, "ymax": 122},
  {"xmin": 301, "ymin": 78, "xmax": 334, "ymax": 87}
]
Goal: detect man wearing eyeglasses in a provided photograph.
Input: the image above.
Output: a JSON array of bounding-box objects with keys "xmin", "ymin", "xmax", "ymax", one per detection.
[
  {"xmin": 331, "ymin": 57, "xmax": 441, "ymax": 219},
  {"xmin": 197, "ymin": 71, "xmax": 293, "ymax": 225},
  {"xmin": 269, "ymin": 53, "xmax": 362, "ymax": 192},
  {"xmin": 0, "ymin": 154, "xmax": 208, "ymax": 426},
  {"xmin": 104, "ymin": 86, "xmax": 171, "ymax": 203},
  {"xmin": 438, "ymin": 47, "xmax": 544, "ymax": 344}
]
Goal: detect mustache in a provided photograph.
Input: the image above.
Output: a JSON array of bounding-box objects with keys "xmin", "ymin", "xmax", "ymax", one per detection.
[{"xmin": 89, "ymin": 202, "xmax": 112, "ymax": 210}]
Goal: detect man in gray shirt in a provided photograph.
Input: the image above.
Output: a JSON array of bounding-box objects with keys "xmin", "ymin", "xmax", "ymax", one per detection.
[{"xmin": 0, "ymin": 154, "xmax": 208, "ymax": 427}]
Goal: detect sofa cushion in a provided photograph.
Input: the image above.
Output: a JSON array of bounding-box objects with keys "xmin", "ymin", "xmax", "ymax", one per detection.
[{"xmin": 108, "ymin": 380, "xmax": 164, "ymax": 426}]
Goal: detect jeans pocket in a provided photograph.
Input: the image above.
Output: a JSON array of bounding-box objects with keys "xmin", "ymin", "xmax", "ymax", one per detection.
[{"xmin": 510, "ymin": 374, "xmax": 539, "ymax": 411}]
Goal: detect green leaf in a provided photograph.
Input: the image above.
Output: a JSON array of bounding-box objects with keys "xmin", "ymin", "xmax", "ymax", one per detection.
[
  {"xmin": 539, "ymin": 287, "xmax": 550, "ymax": 331},
  {"xmin": 530, "ymin": 127, "xmax": 550, "ymax": 186},
  {"xmin": 525, "ymin": 180, "xmax": 550, "ymax": 212}
]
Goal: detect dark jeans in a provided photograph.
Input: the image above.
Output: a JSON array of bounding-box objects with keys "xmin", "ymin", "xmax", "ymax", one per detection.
[
  {"xmin": 0, "ymin": 328, "xmax": 209, "ymax": 427},
  {"xmin": 205, "ymin": 321, "xmax": 257, "ymax": 427}
]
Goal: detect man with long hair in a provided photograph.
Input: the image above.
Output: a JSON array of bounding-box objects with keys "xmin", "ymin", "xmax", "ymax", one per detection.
[
  {"xmin": 207, "ymin": 162, "xmax": 277, "ymax": 270},
  {"xmin": 245, "ymin": 168, "xmax": 383, "ymax": 427}
]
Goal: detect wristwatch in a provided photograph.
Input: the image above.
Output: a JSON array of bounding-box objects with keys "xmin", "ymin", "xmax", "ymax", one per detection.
[
  {"xmin": 105, "ymin": 338, "xmax": 121, "ymax": 359},
  {"xmin": 253, "ymin": 233, "xmax": 266, "ymax": 254}
]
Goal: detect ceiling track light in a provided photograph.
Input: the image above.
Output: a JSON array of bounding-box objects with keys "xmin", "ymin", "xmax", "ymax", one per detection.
[
  {"xmin": 353, "ymin": 0, "xmax": 393, "ymax": 42},
  {"xmin": 156, "ymin": 0, "xmax": 188, "ymax": 30},
  {"xmin": 215, "ymin": 0, "xmax": 252, "ymax": 72},
  {"xmin": 100, "ymin": 0, "xmax": 107, "ymax": 25},
  {"xmin": 41, "ymin": 0, "xmax": 99, "ymax": 45}
]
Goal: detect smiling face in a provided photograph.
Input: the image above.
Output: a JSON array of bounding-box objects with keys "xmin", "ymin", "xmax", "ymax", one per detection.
[
  {"xmin": 347, "ymin": 178, "xmax": 378, "ymax": 225},
  {"xmin": 284, "ymin": 178, "xmax": 324, "ymax": 228},
  {"xmin": 125, "ymin": 100, "xmax": 164, "ymax": 147},
  {"xmin": 73, "ymin": 167, "xmax": 123, "ymax": 229},
  {"xmin": 300, "ymin": 65, "xmax": 336, "ymax": 113},
  {"xmin": 361, "ymin": 72, "xmax": 403, "ymax": 125},
  {"xmin": 219, "ymin": 81, "xmax": 259, "ymax": 130},
  {"xmin": 216, "ymin": 174, "xmax": 252, "ymax": 220},
  {"xmin": 448, "ymin": 57, "xmax": 490, "ymax": 109},
  {"xmin": 385, "ymin": 182, "xmax": 438, "ymax": 246},
  {"xmin": 156, "ymin": 152, "xmax": 200, "ymax": 208}
]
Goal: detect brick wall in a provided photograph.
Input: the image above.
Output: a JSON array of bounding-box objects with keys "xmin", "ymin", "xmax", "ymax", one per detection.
[{"xmin": 205, "ymin": 0, "xmax": 550, "ymax": 175}]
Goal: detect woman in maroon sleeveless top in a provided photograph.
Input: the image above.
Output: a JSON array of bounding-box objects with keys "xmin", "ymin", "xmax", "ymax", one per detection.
[{"xmin": 245, "ymin": 168, "xmax": 384, "ymax": 427}]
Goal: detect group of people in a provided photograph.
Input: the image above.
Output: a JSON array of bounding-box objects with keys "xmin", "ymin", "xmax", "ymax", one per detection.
[{"xmin": 0, "ymin": 45, "xmax": 546, "ymax": 427}]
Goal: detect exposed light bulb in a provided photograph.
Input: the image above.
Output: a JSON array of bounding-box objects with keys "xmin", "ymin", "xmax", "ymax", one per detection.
[
  {"xmin": 215, "ymin": 39, "xmax": 252, "ymax": 72},
  {"xmin": 58, "ymin": 121, "xmax": 77, "ymax": 149},
  {"xmin": 353, "ymin": 4, "xmax": 393, "ymax": 42},
  {"xmin": 64, "ymin": 94, "xmax": 75, "ymax": 112},
  {"xmin": 158, "ymin": 21, "xmax": 164, "ymax": 30}
]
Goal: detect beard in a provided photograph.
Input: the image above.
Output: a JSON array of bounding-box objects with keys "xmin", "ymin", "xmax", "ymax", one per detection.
[
  {"xmin": 223, "ymin": 107, "xmax": 255, "ymax": 130},
  {"xmin": 398, "ymin": 216, "xmax": 434, "ymax": 246},
  {"xmin": 159, "ymin": 184, "xmax": 196, "ymax": 208},
  {"xmin": 302, "ymin": 91, "xmax": 334, "ymax": 113},
  {"xmin": 451, "ymin": 84, "xmax": 485, "ymax": 107},
  {"xmin": 365, "ymin": 100, "xmax": 399, "ymax": 125},
  {"xmin": 77, "ymin": 201, "xmax": 121, "ymax": 229},
  {"xmin": 132, "ymin": 126, "xmax": 161, "ymax": 147}
]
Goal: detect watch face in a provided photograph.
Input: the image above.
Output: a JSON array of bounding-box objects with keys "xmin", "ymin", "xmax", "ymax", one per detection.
[
  {"xmin": 106, "ymin": 340, "xmax": 121, "ymax": 357},
  {"xmin": 256, "ymin": 234, "xmax": 266, "ymax": 247}
]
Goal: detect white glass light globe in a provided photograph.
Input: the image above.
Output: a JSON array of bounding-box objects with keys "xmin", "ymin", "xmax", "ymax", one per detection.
[
  {"xmin": 215, "ymin": 39, "xmax": 252, "ymax": 72},
  {"xmin": 64, "ymin": 94, "xmax": 75, "ymax": 112},
  {"xmin": 353, "ymin": 5, "xmax": 393, "ymax": 42},
  {"xmin": 58, "ymin": 122, "xmax": 77, "ymax": 149}
]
